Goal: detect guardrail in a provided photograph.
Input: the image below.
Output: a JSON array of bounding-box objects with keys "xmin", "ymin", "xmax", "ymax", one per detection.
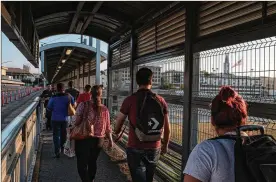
[
  {"xmin": 1, "ymin": 97, "xmax": 43, "ymax": 182},
  {"xmin": 1, "ymin": 87, "xmax": 42, "ymax": 106}
]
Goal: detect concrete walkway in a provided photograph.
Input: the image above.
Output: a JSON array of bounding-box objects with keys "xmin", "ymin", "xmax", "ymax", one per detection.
[{"xmin": 38, "ymin": 131, "xmax": 128, "ymax": 182}]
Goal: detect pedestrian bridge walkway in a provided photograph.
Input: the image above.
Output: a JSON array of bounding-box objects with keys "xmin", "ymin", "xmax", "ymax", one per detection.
[
  {"xmin": 2, "ymin": 1, "xmax": 276, "ymax": 182},
  {"xmin": 35, "ymin": 131, "xmax": 128, "ymax": 182}
]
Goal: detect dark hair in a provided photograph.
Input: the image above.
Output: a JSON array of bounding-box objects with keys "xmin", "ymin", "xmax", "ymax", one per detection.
[
  {"xmin": 68, "ymin": 81, "xmax": 73, "ymax": 88},
  {"xmin": 136, "ymin": 67, "xmax": 153, "ymax": 86},
  {"xmin": 84, "ymin": 84, "xmax": 91, "ymax": 92},
  {"xmin": 211, "ymin": 86, "xmax": 248, "ymax": 128},
  {"xmin": 91, "ymin": 85, "xmax": 102, "ymax": 116},
  {"xmin": 57, "ymin": 83, "xmax": 65, "ymax": 92}
]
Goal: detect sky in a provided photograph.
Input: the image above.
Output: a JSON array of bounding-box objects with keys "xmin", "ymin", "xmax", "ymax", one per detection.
[{"xmin": 1, "ymin": 33, "xmax": 108, "ymax": 73}]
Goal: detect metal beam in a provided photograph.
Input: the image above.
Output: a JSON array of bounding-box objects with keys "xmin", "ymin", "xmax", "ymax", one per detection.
[
  {"xmin": 130, "ymin": 28, "xmax": 137, "ymax": 93},
  {"xmin": 69, "ymin": 2, "xmax": 85, "ymax": 33},
  {"xmin": 182, "ymin": 3, "xmax": 198, "ymax": 181},
  {"xmin": 82, "ymin": 61, "xmax": 85, "ymax": 89},
  {"xmin": 39, "ymin": 42, "xmax": 107, "ymax": 58},
  {"xmin": 96, "ymin": 39, "xmax": 101, "ymax": 84},
  {"xmin": 107, "ymin": 44, "xmax": 112, "ymax": 109},
  {"xmin": 80, "ymin": 1, "xmax": 103, "ymax": 34}
]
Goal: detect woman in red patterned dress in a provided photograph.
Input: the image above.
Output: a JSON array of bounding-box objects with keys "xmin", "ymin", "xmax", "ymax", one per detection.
[{"xmin": 74, "ymin": 85, "xmax": 113, "ymax": 182}]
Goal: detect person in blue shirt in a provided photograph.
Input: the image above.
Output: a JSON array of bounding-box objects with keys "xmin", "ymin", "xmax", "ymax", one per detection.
[{"xmin": 48, "ymin": 82, "xmax": 74, "ymax": 158}]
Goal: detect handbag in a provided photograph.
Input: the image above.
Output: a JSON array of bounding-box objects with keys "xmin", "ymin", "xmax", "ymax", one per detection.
[
  {"xmin": 70, "ymin": 101, "xmax": 93, "ymax": 140},
  {"xmin": 68, "ymin": 95, "xmax": 76, "ymax": 116}
]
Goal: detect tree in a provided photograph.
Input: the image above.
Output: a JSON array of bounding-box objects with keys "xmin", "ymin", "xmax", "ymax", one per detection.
[{"xmin": 200, "ymin": 70, "xmax": 210, "ymax": 77}]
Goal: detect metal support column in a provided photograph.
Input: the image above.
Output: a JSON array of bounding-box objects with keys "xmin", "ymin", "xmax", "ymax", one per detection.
[
  {"xmin": 96, "ymin": 39, "xmax": 101, "ymax": 84},
  {"xmin": 82, "ymin": 61, "xmax": 85, "ymax": 89},
  {"xmin": 78, "ymin": 62, "xmax": 81, "ymax": 90},
  {"xmin": 41, "ymin": 51, "xmax": 45, "ymax": 73},
  {"xmin": 181, "ymin": 3, "xmax": 198, "ymax": 181},
  {"xmin": 107, "ymin": 45, "xmax": 112, "ymax": 110},
  {"xmin": 88, "ymin": 61, "xmax": 91, "ymax": 84},
  {"xmin": 130, "ymin": 28, "xmax": 137, "ymax": 94}
]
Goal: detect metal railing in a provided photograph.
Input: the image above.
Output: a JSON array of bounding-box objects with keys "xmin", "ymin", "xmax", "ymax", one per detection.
[{"xmin": 1, "ymin": 97, "xmax": 43, "ymax": 182}]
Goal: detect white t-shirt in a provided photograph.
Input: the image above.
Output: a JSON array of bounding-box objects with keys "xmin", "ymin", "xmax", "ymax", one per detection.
[{"xmin": 184, "ymin": 139, "xmax": 236, "ymax": 182}]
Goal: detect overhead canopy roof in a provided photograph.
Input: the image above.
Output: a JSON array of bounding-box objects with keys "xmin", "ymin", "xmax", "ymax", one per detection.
[
  {"xmin": 21, "ymin": 1, "xmax": 171, "ymax": 43},
  {"xmin": 41, "ymin": 42, "xmax": 106, "ymax": 82},
  {"xmin": 1, "ymin": 1, "xmax": 173, "ymax": 68}
]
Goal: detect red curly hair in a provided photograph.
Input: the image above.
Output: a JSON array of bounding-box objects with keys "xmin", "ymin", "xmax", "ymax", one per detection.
[{"xmin": 211, "ymin": 86, "xmax": 248, "ymax": 128}]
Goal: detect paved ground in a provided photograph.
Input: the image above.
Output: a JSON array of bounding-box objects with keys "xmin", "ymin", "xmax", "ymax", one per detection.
[
  {"xmin": 38, "ymin": 131, "xmax": 128, "ymax": 182},
  {"xmin": 1, "ymin": 91, "xmax": 43, "ymax": 130}
]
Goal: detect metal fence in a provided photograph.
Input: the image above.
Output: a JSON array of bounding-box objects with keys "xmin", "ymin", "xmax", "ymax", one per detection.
[
  {"xmin": 108, "ymin": 36, "xmax": 276, "ymax": 182},
  {"xmin": 191, "ymin": 36, "xmax": 276, "ymax": 150}
]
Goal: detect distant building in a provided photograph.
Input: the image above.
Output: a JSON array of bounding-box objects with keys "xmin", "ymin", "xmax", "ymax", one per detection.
[
  {"xmin": 161, "ymin": 70, "xmax": 184, "ymax": 88},
  {"xmin": 6, "ymin": 67, "xmax": 32, "ymax": 80},
  {"xmin": 112, "ymin": 66, "xmax": 161, "ymax": 91},
  {"xmin": 23, "ymin": 64, "xmax": 30, "ymax": 73},
  {"xmin": 1, "ymin": 66, "xmax": 8, "ymax": 76}
]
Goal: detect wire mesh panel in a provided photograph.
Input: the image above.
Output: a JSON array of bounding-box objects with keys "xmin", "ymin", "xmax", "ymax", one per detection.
[
  {"xmin": 110, "ymin": 63, "xmax": 131, "ymax": 115},
  {"xmin": 194, "ymin": 37, "xmax": 276, "ymax": 102},
  {"xmin": 168, "ymin": 104, "xmax": 183, "ymax": 145},
  {"xmin": 111, "ymin": 67, "xmax": 131, "ymax": 92},
  {"xmin": 191, "ymin": 36, "xmax": 276, "ymax": 149},
  {"xmin": 135, "ymin": 55, "xmax": 185, "ymax": 95}
]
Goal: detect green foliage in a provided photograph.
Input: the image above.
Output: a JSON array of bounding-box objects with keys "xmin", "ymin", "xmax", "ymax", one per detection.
[{"xmin": 160, "ymin": 83, "xmax": 174, "ymax": 89}]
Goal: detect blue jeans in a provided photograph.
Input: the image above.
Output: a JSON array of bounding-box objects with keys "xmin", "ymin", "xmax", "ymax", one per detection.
[
  {"xmin": 126, "ymin": 148, "xmax": 161, "ymax": 182},
  {"xmin": 52, "ymin": 121, "xmax": 68, "ymax": 154}
]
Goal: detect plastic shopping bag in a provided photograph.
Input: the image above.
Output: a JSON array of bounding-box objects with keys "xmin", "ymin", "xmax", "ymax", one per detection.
[{"xmin": 64, "ymin": 127, "xmax": 76, "ymax": 158}]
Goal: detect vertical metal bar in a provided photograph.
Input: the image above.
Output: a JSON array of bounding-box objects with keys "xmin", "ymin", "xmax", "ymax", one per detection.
[
  {"xmin": 182, "ymin": 3, "xmax": 198, "ymax": 181},
  {"xmin": 130, "ymin": 28, "xmax": 137, "ymax": 94},
  {"xmin": 262, "ymin": 2, "xmax": 268, "ymax": 20},
  {"xmin": 88, "ymin": 61, "xmax": 91, "ymax": 84},
  {"xmin": 41, "ymin": 51, "xmax": 45, "ymax": 73},
  {"xmin": 96, "ymin": 39, "xmax": 101, "ymax": 84},
  {"xmin": 107, "ymin": 45, "xmax": 112, "ymax": 109},
  {"xmin": 78, "ymin": 62, "xmax": 81, "ymax": 90},
  {"xmin": 82, "ymin": 61, "xmax": 85, "ymax": 89}
]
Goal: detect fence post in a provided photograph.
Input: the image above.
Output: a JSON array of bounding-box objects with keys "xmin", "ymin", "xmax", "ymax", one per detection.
[
  {"xmin": 107, "ymin": 44, "xmax": 112, "ymax": 110},
  {"xmin": 130, "ymin": 27, "xmax": 137, "ymax": 94},
  {"xmin": 181, "ymin": 3, "xmax": 198, "ymax": 181},
  {"xmin": 1, "ymin": 92, "xmax": 4, "ymax": 106}
]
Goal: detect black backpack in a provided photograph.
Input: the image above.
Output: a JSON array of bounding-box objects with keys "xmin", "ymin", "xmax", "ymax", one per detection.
[
  {"xmin": 210, "ymin": 125, "xmax": 276, "ymax": 182},
  {"xmin": 130, "ymin": 89, "xmax": 165, "ymax": 142}
]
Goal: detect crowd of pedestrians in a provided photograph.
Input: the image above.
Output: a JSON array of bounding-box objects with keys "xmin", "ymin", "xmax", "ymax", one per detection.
[{"xmin": 40, "ymin": 68, "xmax": 276, "ymax": 182}]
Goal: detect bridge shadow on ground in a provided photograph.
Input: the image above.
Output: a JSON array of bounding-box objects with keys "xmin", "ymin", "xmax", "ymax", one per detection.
[{"xmin": 37, "ymin": 131, "xmax": 128, "ymax": 182}]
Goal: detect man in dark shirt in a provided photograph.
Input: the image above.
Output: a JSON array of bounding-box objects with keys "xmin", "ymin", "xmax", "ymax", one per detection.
[
  {"xmin": 65, "ymin": 81, "xmax": 79, "ymax": 101},
  {"xmin": 115, "ymin": 68, "xmax": 171, "ymax": 182},
  {"xmin": 40, "ymin": 84, "xmax": 54, "ymax": 130}
]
